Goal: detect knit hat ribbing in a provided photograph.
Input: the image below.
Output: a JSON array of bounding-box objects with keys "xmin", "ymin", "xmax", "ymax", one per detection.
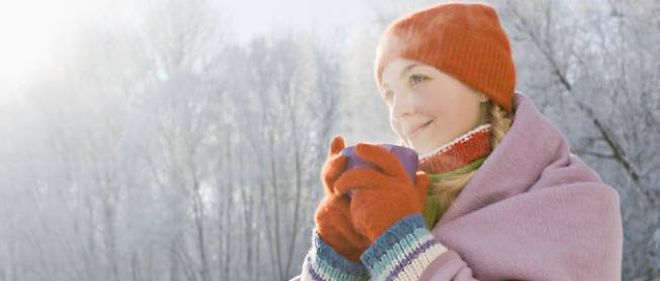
[{"xmin": 374, "ymin": 2, "xmax": 516, "ymax": 113}]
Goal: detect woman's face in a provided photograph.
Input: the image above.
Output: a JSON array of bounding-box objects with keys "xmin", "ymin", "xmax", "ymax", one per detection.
[{"xmin": 380, "ymin": 57, "xmax": 488, "ymax": 156}]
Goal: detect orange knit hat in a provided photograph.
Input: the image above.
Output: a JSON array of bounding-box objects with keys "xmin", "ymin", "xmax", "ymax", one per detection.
[{"xmin": 374, "ymin": 2, "xmax": 516, "ymax": 113}]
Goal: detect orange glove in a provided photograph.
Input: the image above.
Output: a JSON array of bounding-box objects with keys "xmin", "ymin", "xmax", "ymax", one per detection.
[
  {"xmin": 313, "ymin": 135, "xmax": 371, "ymax": 262},
  {"xmin": 334, "ymin": 143, "xmax": 431, "ymax": 243}
]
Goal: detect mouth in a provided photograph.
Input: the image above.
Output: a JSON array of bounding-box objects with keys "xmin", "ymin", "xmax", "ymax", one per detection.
[{"xmin": 408, "ymin": 120, "xmax": 433, "ymax": 138}]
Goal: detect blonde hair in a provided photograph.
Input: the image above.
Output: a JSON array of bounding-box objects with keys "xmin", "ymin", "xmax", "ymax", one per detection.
[{"xmin": 402, "ymin": 99, "xmax": 514, "ymax": 219}]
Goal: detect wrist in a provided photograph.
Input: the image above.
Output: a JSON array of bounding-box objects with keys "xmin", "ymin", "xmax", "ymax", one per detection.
[
  {"xmin": 305, "ymin": 229, "xmax": 369, "ymax": 280},
  {"xmin": 360, "ymin": 213, "xmax": 448, "ymax": 280}
]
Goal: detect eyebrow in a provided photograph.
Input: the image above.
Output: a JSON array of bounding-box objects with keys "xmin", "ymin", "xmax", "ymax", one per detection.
[{"xmin": 383, "ymin": 63, "xmax": 421, "ymax": 89}]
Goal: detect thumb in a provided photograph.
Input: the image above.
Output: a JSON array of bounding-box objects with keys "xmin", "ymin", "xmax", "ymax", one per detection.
[
  {"xmin": 414, "ymin": 171, "xmax": 431, "ymax": 206},
  {"xmin": 328, "ymin": 135, "xmax": 346, "ymax": 157}
]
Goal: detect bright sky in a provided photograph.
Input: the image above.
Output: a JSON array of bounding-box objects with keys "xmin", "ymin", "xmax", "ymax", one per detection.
[
  {"xmin": 0, "ymin": 0, "xmax": 373, "ymax": 95},
  {"xmin": 0, "ymin": 0, "xmax": 102, "ymax": 93},
  {"xmin": 0, "ymin": 0, "xmax": 368, "ymax": 75},
  {"xmin": 216, "ymin": 0, "xmax": 372, "ymax": 45}
]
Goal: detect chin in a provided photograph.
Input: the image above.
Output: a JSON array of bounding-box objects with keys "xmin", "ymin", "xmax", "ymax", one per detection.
[{"xmin": 410, "ymin": 143, "xmax": 433, "ymax": 156}]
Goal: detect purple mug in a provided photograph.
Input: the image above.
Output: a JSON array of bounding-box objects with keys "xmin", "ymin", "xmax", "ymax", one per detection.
[{"xmin": 341, "ymin": 144, "xmax": 418, "ymax": 199}]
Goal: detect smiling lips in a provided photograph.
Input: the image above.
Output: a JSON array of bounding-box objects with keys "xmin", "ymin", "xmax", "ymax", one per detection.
[{"xmin": 407, "ymin": 120, "xmax": 433, "ymax": 138}]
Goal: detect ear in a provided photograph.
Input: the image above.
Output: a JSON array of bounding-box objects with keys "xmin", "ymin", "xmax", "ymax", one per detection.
[{"xmin": 479, "ymin": 93, "xmax": 489, "ymax": 103}]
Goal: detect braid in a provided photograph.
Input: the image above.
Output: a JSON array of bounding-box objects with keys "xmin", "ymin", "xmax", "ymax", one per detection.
[{"xmin": 425, "ymin": 99, "xmax": 514, "ymax": 223}]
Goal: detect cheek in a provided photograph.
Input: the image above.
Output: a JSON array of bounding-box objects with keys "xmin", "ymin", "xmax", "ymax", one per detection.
[
  {"xmin": 389, "ymin": 112, "xmax": 402, "ymax": 135},
  {"xmin": 416, "ymin": 87, "xmax": 450, "ymax": 117},
  {"xmin": 421, "ymin": 80, "xmax": 474, "ymax": 113}
]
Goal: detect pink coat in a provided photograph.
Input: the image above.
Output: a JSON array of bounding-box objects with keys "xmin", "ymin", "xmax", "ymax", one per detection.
[
  {"xmin": 419, "ymin": 92, "xmax": 622, "ymax": 280},
  {"xmin": 294, "ymin": 92, "xmax": 623, "ymax": 280}
]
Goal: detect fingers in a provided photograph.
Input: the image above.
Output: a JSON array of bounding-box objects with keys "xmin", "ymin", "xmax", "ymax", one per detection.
[
  {"xmin": 329, "ymin": 193, "xmax": 351, "ymax": 214},
  {"xmin": 321, "ymin": 154, "xmax": 348, "ymax": 195},
  {"xmin": 415, "ymin": 171, "xmax": 431, "ymax": 206},
  {"xmin": 354, "ymin": 143, "xmax": 407, "ymax": 179},
  {"xmin": 333, "ymin": 167, "xmax": 391, "ymax": 195},
  {"xmin": 415, "ymin": 171, "xmax": 430, "ymax": 192},
  {"xmin": 342, "ymin": 227, "xmax": 370, "ymax": 254},
  {"xmin": 320, "ymin": 135, "xmax": 347, "ymax": 195},
  {"xmin": 314, "ymin": 195, "xmax": 366, "ymax": 261},
  {"xmin": 328, "ymin": 135, "xmax": 346, "ymax": 157},
  {"xmin": 314, "ymin": 195, "xmax": 350, "ymax": 228}
]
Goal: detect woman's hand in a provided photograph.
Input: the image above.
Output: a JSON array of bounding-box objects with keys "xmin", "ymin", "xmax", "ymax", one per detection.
[
  {"xmin": 333, "ymin": 143, "xmax": 431, "ymax": 243},
  {"xmin": 313, "ymin": 135, "xmax": 371, "ymax": 262}
]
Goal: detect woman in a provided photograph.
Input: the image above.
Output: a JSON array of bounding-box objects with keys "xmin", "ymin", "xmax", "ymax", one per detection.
[{"xmin": 293, "ymin": 2, "xmax": 623, "ymax": 280}]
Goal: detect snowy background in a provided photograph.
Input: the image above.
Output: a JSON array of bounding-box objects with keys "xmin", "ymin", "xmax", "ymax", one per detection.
[{"xmin": 0, "ymin": 0, "xmax": 658, "ymax": 280}]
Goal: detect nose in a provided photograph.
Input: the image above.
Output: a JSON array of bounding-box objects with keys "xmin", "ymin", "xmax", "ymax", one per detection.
[{"xmin": 391, "ymin": 90, "xmax": 418, "ymax": 119}]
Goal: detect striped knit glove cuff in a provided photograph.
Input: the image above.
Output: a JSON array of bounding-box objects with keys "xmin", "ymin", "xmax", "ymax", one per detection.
[
  {"xmin": 300, "ymin": 229, "xmax": 369, "ymax": 281},
  {"xmin": 360, "ymin": 213, "xmax": 449, "ymax": 281}
]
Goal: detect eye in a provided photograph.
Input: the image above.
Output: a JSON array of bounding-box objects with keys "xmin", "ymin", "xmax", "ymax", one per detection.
[{"xmin": 409, "ymin": 74, "xmax": 428, "ymax": 86}]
